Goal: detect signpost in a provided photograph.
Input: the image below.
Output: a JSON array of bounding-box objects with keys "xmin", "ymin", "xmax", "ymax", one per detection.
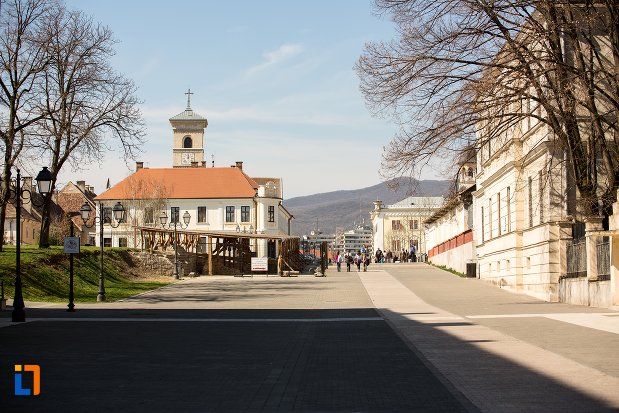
[
  {"xmin": 64, "ymin": 223, "xmax": 80, "ymax": 312},
  {"xmin": 251, "ymin": 257, "xmax": 268, "ymax": 273}
]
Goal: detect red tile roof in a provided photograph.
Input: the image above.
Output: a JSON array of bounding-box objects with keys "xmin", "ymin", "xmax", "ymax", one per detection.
[{"xmin": 96, "ymin": 167, "xmax": 259, "ymax": 200}]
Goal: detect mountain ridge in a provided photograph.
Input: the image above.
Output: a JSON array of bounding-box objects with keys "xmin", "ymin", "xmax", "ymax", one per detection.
[{"xmin": 285, "ymin": 177, "xmax": 452, "ymax": 236}]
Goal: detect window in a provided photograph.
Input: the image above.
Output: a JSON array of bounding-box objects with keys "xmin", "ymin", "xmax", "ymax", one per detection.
[
  {"xmin": 528, "ymin": 177, "xmax": 533, "ymax": 227},
  {"xmin": 410, "ymin": 220, "xmax": 418, "ymax": 230},
  {"xmin": 119, "ymin": 238, "xmax": 127, "ymax": 247},
  {"xmin": 103, "ymin": 207, "xmax": 112, "ymax": 224},
  {"xmin": 506, "ymin": 187, "xmax": 511, "ymax": 233},
  {"xmin": 103, "ymin": 238, "xmax": 112, "ymax": 247},
  {"xmin": 539, "ymin": 170, "xmax": 544, "ymax": 224},
  {"xmin": 225, "ymin": 206, "xmax": 235, "ymax": 223},
  {"xmin": 497, "ymin": 193, "xmax": 501, "ymax": 236},
  {"xmin": 183, "ymin": 136, "xmax": 192, "ymax": 148},
  {"xmin": 481, "ymin": 206, "xmax": 485, "ymax": 242},
  {"xmin": 268, "ymin": 206, "xmax": 275, "ymax": 222},
  {"xmin": 198, "ymin": 206, "xmax": 207, "ymax": 223},
  {"xmin": 171, "ymin": 207, "xmax": 180, "ymax": 224},
  {"xmin": 144, "ymin": 207, "xmax": 154, "ymax": 224},
  {"xmin": 241, "ymin": 206, "xmax": 250, "ymax": 222},
  {"xmin": 392, "ymin": 239, "xmax": 401, "ymax": 251},
  {"xmin": 488, "ymin": 198, "xmax": 492, "ymax": 239},
  {"xmin": 392, "ymin": 220, "xmax": 401, "ymax": 230}
]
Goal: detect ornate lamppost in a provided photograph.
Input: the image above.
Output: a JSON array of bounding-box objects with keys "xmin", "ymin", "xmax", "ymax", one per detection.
[
  {"xmin": 79, "ymin": 201, "xmax": 125, "ymax": 301},
  {"xmin": 7, "ymin": 167, "xmax": 52, "ymax": 322},
  {"xmin": 159, "ymin": 207, "xmax": 190, "ymax": 279}
]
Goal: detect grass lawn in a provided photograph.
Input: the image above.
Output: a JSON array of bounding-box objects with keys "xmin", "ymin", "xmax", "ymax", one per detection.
[{"xmin": 0, "ymin": 245, "xmax": 171, "ymax": 303}]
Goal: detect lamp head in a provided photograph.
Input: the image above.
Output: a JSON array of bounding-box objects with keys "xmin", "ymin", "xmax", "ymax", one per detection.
[
  {"xmin": 159, "ymin": 211, "xmax": 168, "ymax": 226},
  {"xmin": 112, "ymin": 202, "xmax": 125, "ymax": 223},
  {"xmin": 35, "ymin": 167, "xmax": 53, "ymax": 195},
  {"xmin": 79, "ymin": 202, "xmax": 92, "ymax": 223}
]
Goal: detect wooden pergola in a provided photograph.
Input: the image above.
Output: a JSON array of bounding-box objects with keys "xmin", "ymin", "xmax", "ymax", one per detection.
[{"xmin": 139, "ymin": 227, "xmax": 301, "ymax": 275}]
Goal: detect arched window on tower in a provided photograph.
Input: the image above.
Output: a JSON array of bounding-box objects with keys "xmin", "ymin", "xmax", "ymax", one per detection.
[{"xmin": 183, "ymin": 136, "xmax": 192, "ymax": 148}]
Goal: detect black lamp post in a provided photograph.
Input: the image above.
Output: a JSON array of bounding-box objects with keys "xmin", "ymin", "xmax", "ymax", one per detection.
[
  {"xmin": 159, "ymin": 207, "xmax": 190, "ymax": 279},
  {"xmin": 80, "ymin": 200, "xmax": 125, "ymax": 301},
  {"xmin": 9, "ymin": 167, "xmax": 52, "ymax": 322}
]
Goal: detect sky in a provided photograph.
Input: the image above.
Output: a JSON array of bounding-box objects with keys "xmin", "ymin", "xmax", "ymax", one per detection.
[{"xmin": 54, "ymin": 0, "xmax": 414, "ymax": 199}]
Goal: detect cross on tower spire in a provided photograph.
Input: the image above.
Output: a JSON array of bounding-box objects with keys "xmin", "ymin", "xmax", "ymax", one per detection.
[{"xmin": 185, "ymin": 88, "xmax": 193, "ymax": 109}]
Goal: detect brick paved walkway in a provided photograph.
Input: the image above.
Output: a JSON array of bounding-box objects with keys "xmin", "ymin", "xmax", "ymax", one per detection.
[
  {"xmin": 0, "ymin": 272, "xmax": 471, "ymax": 413},
  {"xmin": 2, "ymin": 264, "xmax": 617, "ymax": 412}
]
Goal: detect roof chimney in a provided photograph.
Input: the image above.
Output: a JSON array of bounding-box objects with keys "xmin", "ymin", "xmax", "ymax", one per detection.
[
  {"xmin": 136, "ymin": 161, "xmax": 144, "ymax": 171},
  {"xmin": 76, "ymin": 181, "xmax": 86, "ymax": 192},
  {"xmin": 235, "ymin": 161, "xmax": 243, "ymax": 171}
]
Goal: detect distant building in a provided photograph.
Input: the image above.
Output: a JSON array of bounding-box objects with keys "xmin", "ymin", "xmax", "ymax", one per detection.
[
  {"xmin": 55, "ymin": 181, "xmax": 97, "ymax": 246},
  {"xmin": 425, "ymin": 153, "xmax": 477, "ymax": 274},
  {"xmin": 370, "ymin": 196, "xmax": 444, "ymax": 256},
  {"xmin": 342, "ymin": 224, "xmax": 373, "ymax": 254},
  {"xmin": 302, "ymin": 224, "xmax": 373, "ymax": 257},
  {"xmin": 95, "ymin": 96, "xmax": 293, "ymax": 261},
  {"xmin": 3, "ymin": 177, "xmax": 63, "ymax": 245},
  {"xmin": 304, "ymin": 229, "xmax": 335, "ymax": 257}
]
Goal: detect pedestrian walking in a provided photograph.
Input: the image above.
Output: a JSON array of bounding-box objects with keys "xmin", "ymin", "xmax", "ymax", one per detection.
[
  {"xmin": 346, "ymin": 253, "xmax": 352, "ymax": 272},
  {"xmin": 336, "ymin": 253, "xmax": 343, "ymax": 272}
]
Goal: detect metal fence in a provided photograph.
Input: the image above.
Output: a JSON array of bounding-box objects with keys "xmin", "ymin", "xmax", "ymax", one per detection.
[
  {"xmin": 597, "ymin": 237, "xmax": 610, "ymax": 281},
  {"xmin": 566, "ymin": 239, "xmax": 587, "ymax": 278}
]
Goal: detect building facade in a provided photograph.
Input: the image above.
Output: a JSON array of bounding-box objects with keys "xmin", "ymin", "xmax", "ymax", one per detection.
[
  {"xmin": 342, "ymin": 224, "xmax": 373, "ymax": 255},
  {"xmin": 95, "ymin": 98, "xmax": 293, "ymax": 261},
  {"xmin": 370, "ymin": 196, "xmax": 444, "ymax": 258}
]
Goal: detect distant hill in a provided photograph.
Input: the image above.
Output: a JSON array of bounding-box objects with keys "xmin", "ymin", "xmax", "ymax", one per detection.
[{"xmin": 285, "ymin": 177, "xmax": 452, "ymax": 236}]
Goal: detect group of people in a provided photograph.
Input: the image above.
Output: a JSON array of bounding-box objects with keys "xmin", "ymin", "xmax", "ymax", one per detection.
[
  {"xmin": 375, "ymin": 245, "xmax": 419, "ymax": 263},
  {"xmin": 334, "ymin": 244, "xmax": 421, "ymax": 272},
  {"xmin": 335, "ymin": 245, "xmax": 371, "ymax": 272}
]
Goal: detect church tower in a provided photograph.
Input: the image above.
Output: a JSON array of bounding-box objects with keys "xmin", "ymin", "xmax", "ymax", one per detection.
[{"xmin": 170, "ymin": 89, "xmax": 208, "ymax": 168}]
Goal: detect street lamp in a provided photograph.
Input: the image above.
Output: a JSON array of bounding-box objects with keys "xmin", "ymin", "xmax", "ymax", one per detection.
[
  {"xmin": 159, "ymin": 207, "xmax": 190, "ymax": 279},
  {"xmin": 80, "ymin": 201, "xmax": 125, "ymax": 301},
  {"xmin": 7, "ymin": 167, "xmax": 52, "ymax": 322}
]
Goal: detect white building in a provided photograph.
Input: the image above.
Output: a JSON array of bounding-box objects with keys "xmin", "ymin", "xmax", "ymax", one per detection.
[
  {"xmin": 370, "ymin": 196, "xmax": 444, "ymax": 257},
  {"xmin": 94, "ymin": 98, "xmax": 293, "ymax": 261},
  {"xmin": 425, "ymin": 158, "xmax": 477, "ymax": 275},
  {"xmin": 342, "ymin": 224, "xmax": 373, "ymax": 254}
]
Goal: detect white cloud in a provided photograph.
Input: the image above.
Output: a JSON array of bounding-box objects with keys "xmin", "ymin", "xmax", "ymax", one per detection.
[{"xmin": 245, "ymin": 43, "xmax": 303, "ymax": 76}]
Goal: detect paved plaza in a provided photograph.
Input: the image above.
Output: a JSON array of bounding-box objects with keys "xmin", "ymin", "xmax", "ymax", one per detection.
[{"xmin": 1, "ymin": 263, "xmax": 618, "ymax": 412}]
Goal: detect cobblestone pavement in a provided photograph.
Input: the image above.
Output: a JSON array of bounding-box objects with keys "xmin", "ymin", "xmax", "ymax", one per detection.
[{"xmin": 0, "ymin": 272, "xmax": 472, "ymax": 413}]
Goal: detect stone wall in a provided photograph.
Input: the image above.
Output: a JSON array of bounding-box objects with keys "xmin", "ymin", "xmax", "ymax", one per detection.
[{"xmin": 558, "ymin": 278, "xmax": 612, "ymax": 308}]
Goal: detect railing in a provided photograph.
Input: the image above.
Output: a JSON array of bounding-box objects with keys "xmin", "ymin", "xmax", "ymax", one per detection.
[
  {"xmin": 565, "ymin": 239, "xmax": 587, "ymax": 278},
  {"xmin": 597, "ymin": 237, "xmax": 610, "ymax": 281}
]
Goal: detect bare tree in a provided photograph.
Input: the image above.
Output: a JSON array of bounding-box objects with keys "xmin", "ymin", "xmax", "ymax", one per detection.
[
  {"xmin": 357, "ymin": 0, "xmax": 619, "ymax": 219},
  {"xmin": 119, "ymin": 173, "xmax": 170, "ymax": 248},
  {"xmin": 33, "ymin": 5, "xmax": 145, "ymax": 247},
  {"xmin": 0, "ymin": 0, "xmax": 53, "ymax": 250}
]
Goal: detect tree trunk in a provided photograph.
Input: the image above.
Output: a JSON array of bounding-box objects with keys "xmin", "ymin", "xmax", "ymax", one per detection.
[{"xmin": 38, "ymin": 185, "xmax": 54, "ymax": 248}]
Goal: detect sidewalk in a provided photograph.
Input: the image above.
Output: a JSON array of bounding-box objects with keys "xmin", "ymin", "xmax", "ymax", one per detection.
[{"xmin": 360, "ymin": 264, "xmax": 619, "ymax": 413}]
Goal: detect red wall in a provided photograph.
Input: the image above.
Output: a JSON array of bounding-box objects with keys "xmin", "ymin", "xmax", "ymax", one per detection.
[{"xmin": 428, "ymin": 229, "xmax": 473, "ymax": 258}]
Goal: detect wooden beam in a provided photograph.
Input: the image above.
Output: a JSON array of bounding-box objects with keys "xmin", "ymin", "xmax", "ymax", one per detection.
[{"xmin": 208, "ymin": 236, "xmax": 213, "ymax": 276}]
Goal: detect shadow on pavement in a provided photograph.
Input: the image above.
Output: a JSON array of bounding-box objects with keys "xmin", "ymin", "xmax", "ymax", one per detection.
[{"xmin": 0, "ymin": 307, "xmax": 614, "ymax": 412}]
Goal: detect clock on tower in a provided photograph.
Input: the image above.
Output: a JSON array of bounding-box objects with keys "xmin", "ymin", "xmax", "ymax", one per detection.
[{"xmin": 181, "ymin": 152, "xmax": 195, "ymax": 165}]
